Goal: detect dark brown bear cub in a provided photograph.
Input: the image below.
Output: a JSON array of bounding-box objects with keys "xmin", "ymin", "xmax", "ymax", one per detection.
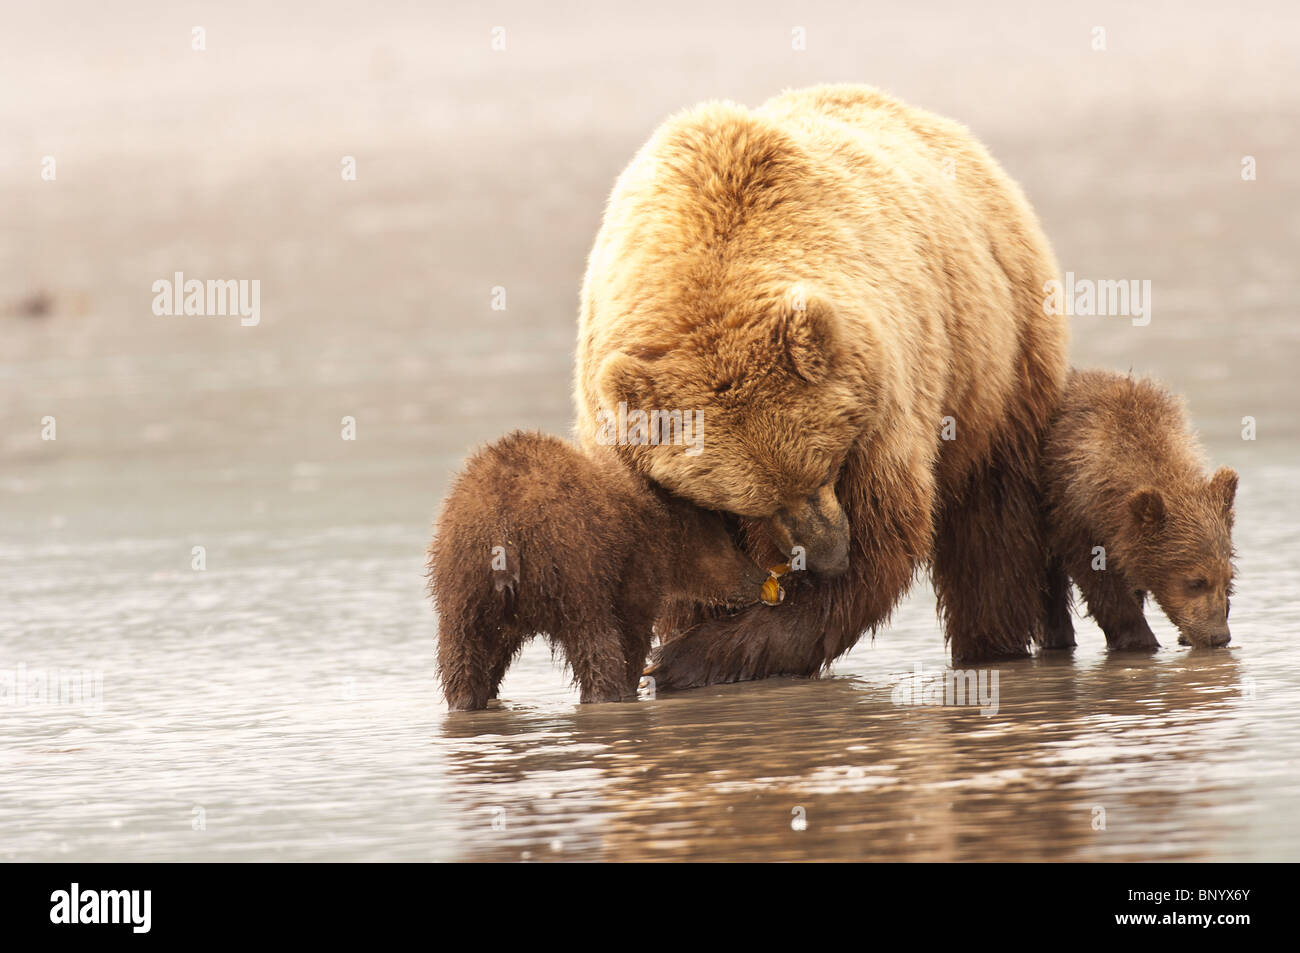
[
  {"xmin": 1042, "ymin": 369, "xmax": 1237, "ymax": 650},
  {"xmin": 428, "ymin": 431, "xmax": 773, "ymax": 710}
]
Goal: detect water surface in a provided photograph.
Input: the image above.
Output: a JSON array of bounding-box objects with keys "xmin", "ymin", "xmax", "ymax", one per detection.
[{"xmin": 2, "ymin": 0, "xmax": 1298, "ymax": 861}]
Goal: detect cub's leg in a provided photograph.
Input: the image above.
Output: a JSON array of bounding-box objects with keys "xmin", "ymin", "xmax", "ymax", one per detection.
[
  {"xmin": 437, "ymin": 618, "xmax": 497, "ymax": 711},
  {"xmin": 485, "ymin": 630, "xmax": 525, "ymax": 701},
  {"xmin": 1040, "ymin": 556, "xmax": 1076, "ymax": 650},
  {"xmin": 487, "ymin": 659, "xmax": 507, "ymax": 700},
  {"xmin": 620, "ymin": 624, "xmax": 654, "ymax": 698},
  {"xmin": 1072, "ymin": 564, "xmax": 1159, "ymax": 651},
  {"xmin": 614, "ymin": 561, "xmax": 666, "ymax": 697},
  {"xmin": 559, "ymin": 611, "xmax": 637, "ymax": 704}
]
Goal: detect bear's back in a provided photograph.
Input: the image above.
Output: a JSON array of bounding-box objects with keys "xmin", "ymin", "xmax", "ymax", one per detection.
[
  {"xmin": 433, "ymin": 432, "xmax": 655, "ymax": 612},
  {"xmin": 578, "ymin": 83, "xmax": 1066, "ymax": 470},
  {"xmin": 1045, "ymin": 369, "xmax": 1207, "ymax": 526},
  {"xmin": 758, "ymin": 84, "xmax": 1065, "ymax": 412}
]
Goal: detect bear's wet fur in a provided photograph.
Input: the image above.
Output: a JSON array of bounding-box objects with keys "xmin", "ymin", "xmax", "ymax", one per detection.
[
  {"xmin": 428, "ymin": 431, "xmax": 772, "ymax": 709},
  {"xmin": 1041, "ymin": 369, "xmax": 1237, "ymax": 650},
  {"xmin": 576, "ymin": 84, "xmax": 1069, "ymax": 687}
]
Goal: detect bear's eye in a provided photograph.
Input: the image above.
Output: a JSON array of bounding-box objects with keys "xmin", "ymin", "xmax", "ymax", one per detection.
[
  {"xmin": 1186, "ymin": 577, "xmax": 1208, "ymax": 592},
  {"xmin": 713, "ymin": 379, "xmax": 735, "ymax": 394}
]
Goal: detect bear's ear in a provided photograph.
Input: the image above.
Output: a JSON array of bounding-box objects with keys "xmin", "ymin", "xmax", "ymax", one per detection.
[
  {"xmin": 772, "ymin": 287, "xmax": 838, "ymax": 383},
  {"xmin": 1209, "ymin": 466, "xmax": 1238, "ymax": 523},
  {"xmin": 1128, "ymin": 487, "xmax": 1166, "ymax": 533},
  {"xmin": 596, "ymin": 351, "xmax": 653, "ymax": 414}
]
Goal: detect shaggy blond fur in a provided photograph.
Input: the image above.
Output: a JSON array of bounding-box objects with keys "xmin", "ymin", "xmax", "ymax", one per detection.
[{"xmin": 574, "ymin": 84, "xmax": 1068, "ymax": 681}]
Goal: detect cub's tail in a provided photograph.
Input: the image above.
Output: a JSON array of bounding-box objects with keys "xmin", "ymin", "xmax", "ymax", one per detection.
[{"xmin": 490, "ymin": 540, "xmax": 521, "ymax": 621}]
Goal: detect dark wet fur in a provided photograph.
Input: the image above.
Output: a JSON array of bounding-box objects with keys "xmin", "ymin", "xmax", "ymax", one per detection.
[{"xmin": 428, "ymin": 431, "xmax": 771, "ymax": 709}]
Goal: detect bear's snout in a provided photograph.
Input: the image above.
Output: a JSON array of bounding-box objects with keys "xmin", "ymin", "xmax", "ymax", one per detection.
[{"xmin": 770, "ymin": 484, "xmax": 850, "ymax": 577}]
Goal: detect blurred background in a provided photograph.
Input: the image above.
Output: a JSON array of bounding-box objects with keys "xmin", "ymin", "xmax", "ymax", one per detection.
[{"xmin": 2, "ymin": 1, "xmax": 1297, "ymax": 861}]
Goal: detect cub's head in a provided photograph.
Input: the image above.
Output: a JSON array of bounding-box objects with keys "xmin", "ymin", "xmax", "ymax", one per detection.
[
  {"xmin": 662, "ymin": 500, "xmax": 775, "ymax": 609},
  {"xmin": 593, "ymin": 288, "xmax": 866, "ymax": 575},
  {"xmin": 1126, "ymin": 466, "xmax": 1238, "ymax": 648}
]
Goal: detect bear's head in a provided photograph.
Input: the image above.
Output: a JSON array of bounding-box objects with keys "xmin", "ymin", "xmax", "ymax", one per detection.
[
  {"xmin": 659, "ymin": 495, "xmax": 780, "ymax": 609},
  {"xmin": 594, "ymin": 288, "xmax": 867, "ymax": 576},
  {"xmin": 1125, "ymin": 466, "xmax": 1238, "ymax": 648}
]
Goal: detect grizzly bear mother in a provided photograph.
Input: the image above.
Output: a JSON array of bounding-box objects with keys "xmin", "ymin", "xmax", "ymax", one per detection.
[{"xmin": 575, "ymin": 85, "xmax": 1068, "ymax": 687}]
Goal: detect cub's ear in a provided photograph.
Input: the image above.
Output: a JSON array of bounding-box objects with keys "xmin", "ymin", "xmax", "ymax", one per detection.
[
  {"xmin": 1128, "ymin": 487, "xmax": 1166, "ymax": 532},
  {"xmin": 1209, "ymin": 466, "xmax": 1238, "ymax": 523},
  {"xmin": 772, "ymin": 287, "xmax": 838, "ymax": 382},
  {"xmin": 596, "ymin": 351, "xmax": 653, "ymax": 414}
]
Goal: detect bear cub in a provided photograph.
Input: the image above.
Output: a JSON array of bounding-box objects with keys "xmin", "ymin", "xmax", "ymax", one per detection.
[
  {"xmin": 428, "ymin": 431, "xmax": 774, "ymax": 709},
  {"xmin": 1042, "ymin": 369, "xmax": 1237, "ymax": 650}
]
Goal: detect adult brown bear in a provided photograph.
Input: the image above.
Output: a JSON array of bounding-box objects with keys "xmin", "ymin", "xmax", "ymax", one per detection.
[{"xmin": 574, "ymin": 85, "xmax": 1068, "ymax": 686}]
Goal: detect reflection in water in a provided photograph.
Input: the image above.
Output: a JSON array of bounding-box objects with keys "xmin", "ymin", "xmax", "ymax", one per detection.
[
  {"xmin": 437, "ymin": 646, "xmax": 1264, "ymax": 861},
  {"xmin": 3, "ymin": 505, "xmax": 1291, "ymax": 862}
]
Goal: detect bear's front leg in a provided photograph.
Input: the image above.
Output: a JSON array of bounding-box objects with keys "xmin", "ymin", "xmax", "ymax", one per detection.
[
  {"xmin": 648, "ymin": 449, "xmax": 930, "ymax": 690},
  {"xmin": 933, "ymin": 448, "xmax": 1050, "ymax": 662},
  {"xmin": 646, "ymin": 589, "xmax": 829, "ymax": 691}
]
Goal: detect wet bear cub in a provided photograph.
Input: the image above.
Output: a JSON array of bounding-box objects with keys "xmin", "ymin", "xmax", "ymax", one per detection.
[
  {"xmin": 428, "ymin": 431, "xmax": 773, "ymax": 709},
  {"xmin": 1042, "ymin": 369, "xmax": 1238, "ymax": 650}
]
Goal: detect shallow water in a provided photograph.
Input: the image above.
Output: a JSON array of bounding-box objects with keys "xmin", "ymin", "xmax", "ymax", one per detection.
[
  {"xmin": 2, "ymin": 1, "xmax": 1298, "ymax": 861},
  {"xmin": 3, "ymin": 472, "xmax": 1296, "ymax": 862}
]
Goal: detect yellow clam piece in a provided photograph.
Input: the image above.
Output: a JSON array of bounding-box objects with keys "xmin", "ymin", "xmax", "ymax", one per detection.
[
  {"xmin": 768, "ymin": 563, "xmax": 791, "ymax": 577},
  {"xmin": 761, "ymin": 575, "xmax": 785, "ymax": 606}
]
